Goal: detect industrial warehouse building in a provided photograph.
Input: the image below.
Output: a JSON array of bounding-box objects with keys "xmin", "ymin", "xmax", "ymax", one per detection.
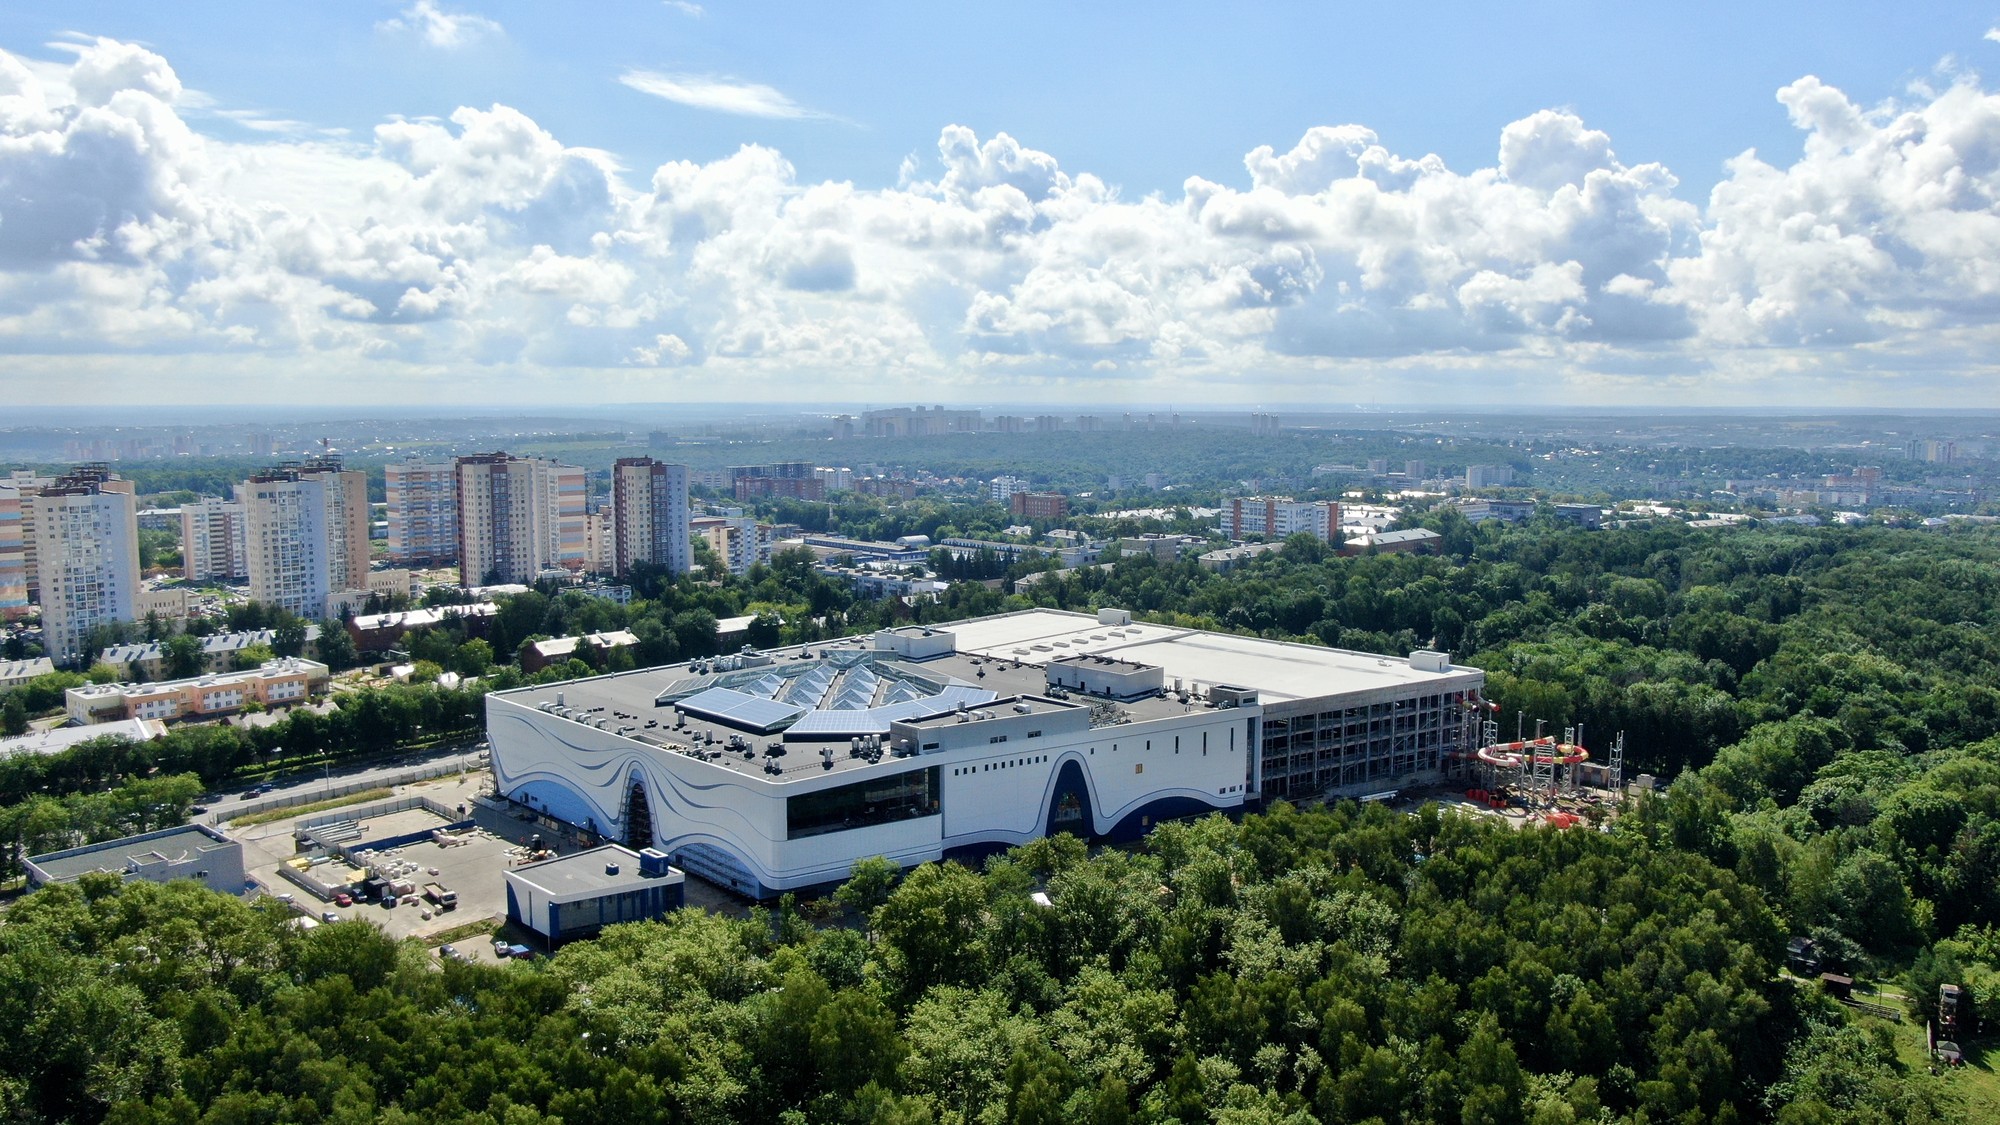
[
  {"xmin": 504, "ymin": 844, "xmax": 686, "ymax": 945},
  {"xmin": 484, "ymin": 608, "xmax": 1485, "ymax": 898},
  {"xmin": 27, "ymin": 823, "xmax": 245, "ymax": 896}
]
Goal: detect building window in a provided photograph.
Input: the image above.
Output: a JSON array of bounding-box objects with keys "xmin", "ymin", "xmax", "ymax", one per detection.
[
  {"xmin": 785, "ymin": 766, "xmax": 941, "ymax": 840},
  {"xmin": 989, "ymin": 735, "xmax": 1007, "ymax": 744}
]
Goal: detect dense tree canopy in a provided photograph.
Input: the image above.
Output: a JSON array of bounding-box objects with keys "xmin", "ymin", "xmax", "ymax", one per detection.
[{"xmin": 8, "ymin": 803, "xmax": 1944, "ymax": 1125}]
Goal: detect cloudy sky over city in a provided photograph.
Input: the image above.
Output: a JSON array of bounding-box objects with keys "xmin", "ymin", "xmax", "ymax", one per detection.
[{"xmin": 2, "ymin": 2, "xmax": 1999, "ymax": 409}]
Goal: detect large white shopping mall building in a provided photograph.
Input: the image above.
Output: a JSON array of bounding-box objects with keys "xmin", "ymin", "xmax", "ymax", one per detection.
[{"xmin": 485, "ymin": 608, "xmax": 1485, "ymax": 897}]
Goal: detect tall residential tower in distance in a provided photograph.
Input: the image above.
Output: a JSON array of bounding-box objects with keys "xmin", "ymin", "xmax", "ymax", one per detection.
[
  {"xmin": 33, "ymin": 465, "xmax": 139, "ymax": 665},
  {"xmin": 180, "ymin": 497, "xmax": 249, "ymax": 582},
  {"xmin": 611, "ymin": 457, "xmax": 691, "ymax": 579},
  {"xmin": 384, "ymin": 458, "xmax": 460, "ymax": 567},
  {"xmin": 454, "ymin": 453, "xmax": 585, "ymax": 587},
  {"xmin": 0, "ymin": 481, "xmax": 25, "ymax": 620},
  {"xmin": 241, "ymin": 458, "xmax": 369, "ymax": 618}
]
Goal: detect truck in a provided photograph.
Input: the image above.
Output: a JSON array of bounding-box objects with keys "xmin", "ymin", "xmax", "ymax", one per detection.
[{"xmin": 422, "ymin": 882, "xmax": 457, "ymax": 911}]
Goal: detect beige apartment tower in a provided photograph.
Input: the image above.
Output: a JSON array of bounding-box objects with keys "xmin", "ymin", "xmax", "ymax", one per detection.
[
  {"xmin": 385, "ymin": 458, "xmax": 459, "ymax": 566},
  {"xmin": 241, "ymin": 458, "xmax": 369, "ymax": 619},
  {"xmin": 454, "ymin": 453, "xmax": 585, "ymax": 587},
  {"xmin": 34, "ymin": 465, "xmax": 139, "ymax": 666},
  {"xmin": 611, "ymin": 457, "xmax": 691, "ymax": 579},
  {"xmin": 180, "ymin": 497, "xmax": 249, "ymax": 582}
]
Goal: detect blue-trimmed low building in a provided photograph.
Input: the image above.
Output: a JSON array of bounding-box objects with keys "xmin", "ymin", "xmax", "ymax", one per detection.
[
  {"xmin": 485, "ymin": 608, "xmax": 1486, "ymax": 899},
  {"xmin": 504, "ymin": 844, "xmax": 685, "ymax": 946}
]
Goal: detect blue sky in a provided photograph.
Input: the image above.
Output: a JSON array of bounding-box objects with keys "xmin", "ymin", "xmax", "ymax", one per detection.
[{"xmin": 1, "ymin": 2, "xmax": 1998, "ymax": 408}]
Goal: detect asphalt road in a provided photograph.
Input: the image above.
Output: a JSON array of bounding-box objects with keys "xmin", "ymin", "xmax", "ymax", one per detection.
[{"xmin": 202, "ymin": 741, "xmax": 489, "ymax": 820}]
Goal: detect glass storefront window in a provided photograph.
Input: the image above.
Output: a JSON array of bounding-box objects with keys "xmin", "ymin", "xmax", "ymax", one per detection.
[{"xmin": 787, "ymin": 766, "xmax": 941, "ymax": 839}]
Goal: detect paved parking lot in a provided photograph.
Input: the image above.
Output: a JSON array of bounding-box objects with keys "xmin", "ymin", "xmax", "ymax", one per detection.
[
  {"xmin": 228, "ymin": 762, "xmax": 756, "ymax": 963},
  {"xmin": 231, "ymin": 770, "xmax": 533, "ymax": 951}
]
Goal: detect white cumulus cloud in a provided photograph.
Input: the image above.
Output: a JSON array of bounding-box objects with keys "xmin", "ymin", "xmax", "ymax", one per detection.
[{"xmin": 4, "ymin": 35, "xmax": 2000, "ymax": 406}]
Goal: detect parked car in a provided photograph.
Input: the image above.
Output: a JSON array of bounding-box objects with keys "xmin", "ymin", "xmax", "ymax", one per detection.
[
  {"xmin": 438, "ymin": 944, "xmax": 460, "ymax": 961},
  {"xmin": 320, "ymin": 911, "xmax": 339, "ymax": 924},
  {"xmin": 332, "ymin": 892, "xmax": 352, "ymax": 907}
]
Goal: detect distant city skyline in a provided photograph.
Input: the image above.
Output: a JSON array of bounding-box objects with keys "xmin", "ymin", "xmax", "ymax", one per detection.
[{"xmin": 3, "ymin": 4, "xmax": 2000, "ymax": 408}]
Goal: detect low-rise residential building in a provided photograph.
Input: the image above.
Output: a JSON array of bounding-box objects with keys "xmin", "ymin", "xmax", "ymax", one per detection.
[
  {"xmin": 347, "ymin": 602, "xmax": 499, "ymax": 652},
  {"xmin": 97, "ymin": 625, "xmax": 324, "ymax": 681},
  {"xmin": 1341, "ymin": 528, "xmax": 1443, "ymax": 556},
  {"xmin": 1221, "ymin": 497, "xmax": 1340, "ymax": 542},
  {"xmin": 814, "ymin": 564, "xmax": 951, "ymax": 601},
  {"xmin": 0, "ymin": 656, "xmax": 56, "ymax": 691},
  {"xmin": 65, "ymin": 657, "xmax": 331, "ymax": 725},
  {"xmin": 521, "ymin": 630, "xmax": 643, "ymax": 674},
  {"xmin": 1199, "ymin": 542, "xmax": 1284, "ymax": 573}
]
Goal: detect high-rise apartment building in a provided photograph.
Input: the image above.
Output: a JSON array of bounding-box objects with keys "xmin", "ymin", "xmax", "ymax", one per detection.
[
  {"xmin": 180, "ymin": 497, "xmax": 249, "ymax": 582},
  {"xmin": 1222, "ymin": 497, "xmax": 1341, "ymax": 543},
  {"xmin": 0, "ymin": 483, "xmax": 26, "ymax": 619},
  {"xmin": 5, "ymin": 470, "xmax": 55, "ymax": 606},
  {"xmin": 454, "ymin": 453, "xmax": 586, "ymax": 587},
  {"xmin": 241, "ymin": 458, "xmax": 369, "ymax": 619},
  {"xmin": 34, "ymin": 465, "xmax": 139, "ymax": 665},
  {"xmin": 384, "ymin": 458, "xmax": 460, "ymax": 566},
  {"xmin": 611, "ymin": 457, "xmax": 691, "ymax": 579},
  {"xmin": 1465, "ymin": 465, "xmax": 1516, "ymax": 488}
]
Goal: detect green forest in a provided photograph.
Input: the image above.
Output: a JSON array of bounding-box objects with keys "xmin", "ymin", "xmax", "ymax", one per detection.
[
  {"xmin": 2, "ymin": 519, "xmax": 1998, "ymax": 1121},
  {"xmin": 0, "ymin": 802, "xmax": 1962, "ymax": 1124}
]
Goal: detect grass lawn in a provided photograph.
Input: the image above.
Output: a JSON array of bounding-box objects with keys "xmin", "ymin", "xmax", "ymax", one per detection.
[
  {"xmin": 230, "ymin": 787, "xmax": 394, "ymax": 827},
  {"xmin": 426, "ymin": 915, "xmax": 502, "ymax": 946},
  {"xmin": 1869, "ymin": 1011, "xmax": 2000, "ymax": 1119}
]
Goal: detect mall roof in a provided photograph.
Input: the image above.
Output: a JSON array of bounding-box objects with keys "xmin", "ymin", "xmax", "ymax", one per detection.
[{"xmin": 941, "ymin": 609, "xmax": 1478, "ymax": 703}]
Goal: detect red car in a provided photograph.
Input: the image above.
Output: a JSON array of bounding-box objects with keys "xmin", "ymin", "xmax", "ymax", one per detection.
[{"xmin": 332, "ymin": 892, "xmax": 353, "ymax": 907}]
